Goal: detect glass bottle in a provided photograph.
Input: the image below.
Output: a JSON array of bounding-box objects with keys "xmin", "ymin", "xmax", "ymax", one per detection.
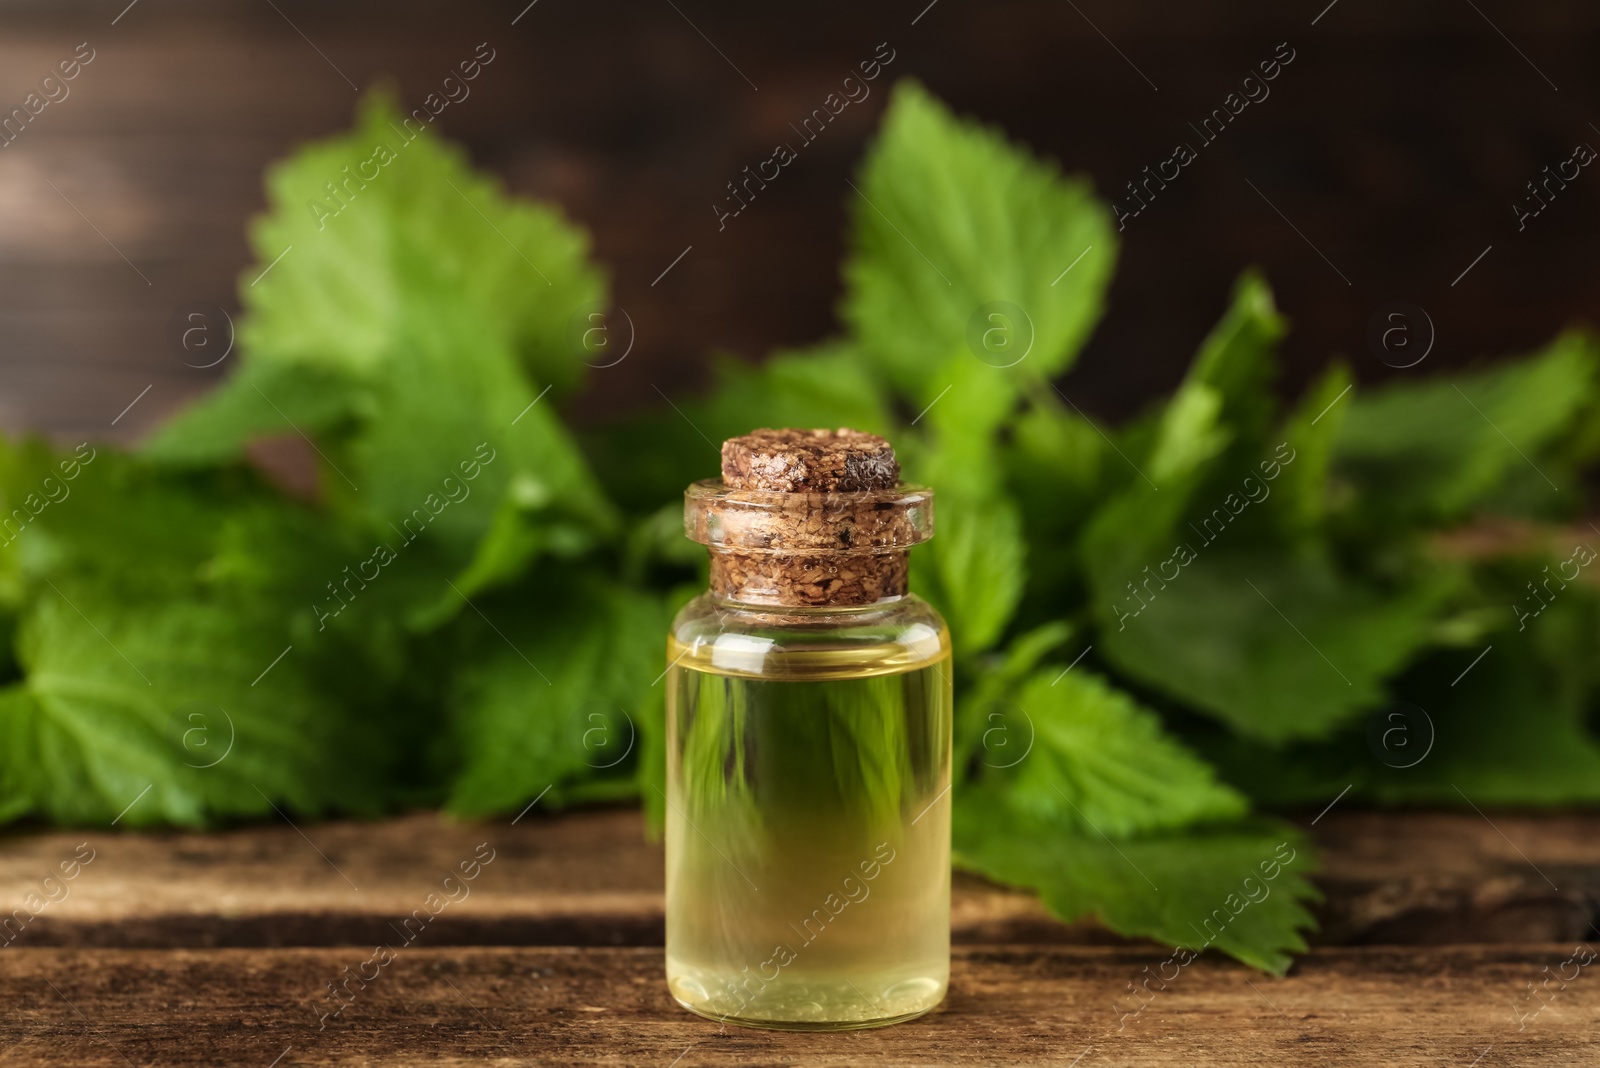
[{"xmin": 664, "ymin": 427, "xmax": 953, "ymax": 1030}]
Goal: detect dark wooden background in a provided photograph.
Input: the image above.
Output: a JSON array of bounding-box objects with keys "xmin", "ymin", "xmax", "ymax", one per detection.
[{"xmin": 2, "ymin": 0, "xmax": 1597, "ymax": 444}]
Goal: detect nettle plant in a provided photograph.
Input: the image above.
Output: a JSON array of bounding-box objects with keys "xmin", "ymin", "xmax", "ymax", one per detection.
[{"xmin": 2, "ymin": 82, "xmax": 1598, "ymax": 973}]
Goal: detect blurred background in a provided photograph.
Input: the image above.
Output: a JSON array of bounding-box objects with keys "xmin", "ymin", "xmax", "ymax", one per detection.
[{"xmin": 1, "ymin": 0, "xmax": 1597, "ymax": 441}]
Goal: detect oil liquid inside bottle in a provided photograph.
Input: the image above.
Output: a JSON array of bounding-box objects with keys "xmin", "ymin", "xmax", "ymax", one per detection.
[{"xmin": 665, "ymin": 632, "xmax": 953, "ymax": 1030}]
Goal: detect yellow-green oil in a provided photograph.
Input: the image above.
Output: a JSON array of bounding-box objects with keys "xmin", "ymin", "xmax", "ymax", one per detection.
[{"xmin": 664, "ymin": 631, "xmax": 952, "ymax": 1030}]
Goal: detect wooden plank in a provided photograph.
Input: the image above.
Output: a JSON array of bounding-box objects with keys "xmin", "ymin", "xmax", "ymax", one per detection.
[
  {"xmin": 1, "ymin": 809, "xmax": 1595, "ymax": 949},
  {"xmin": 1312, "ymin": 811, "xmax": 1600, "ymax": 946},
  {"xmin": 1, "ymin": 944, "xmax": 1593, "ymax": 1066},
  {"xmin": 0, "ymin": 809, "xmax": 664, "ymax": 950}
]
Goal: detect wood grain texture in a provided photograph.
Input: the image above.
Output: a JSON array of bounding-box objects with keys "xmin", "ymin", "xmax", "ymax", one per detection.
[
  {"xmin": 2, "ymin": 944, "xmax": 1595, "ymax": 1066},
  {"xmin": 0, "ymin": 810, "xmax": 1596, "ymax": 1064},
  {"xmin": 1, "ymin": 808, "xmax": 1595, "ymax": 950}
]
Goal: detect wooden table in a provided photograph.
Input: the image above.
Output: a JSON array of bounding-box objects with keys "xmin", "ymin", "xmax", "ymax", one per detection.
[{"xmin": 1, "ymin": 808, "xmax": 1595, "ymax": 1065}]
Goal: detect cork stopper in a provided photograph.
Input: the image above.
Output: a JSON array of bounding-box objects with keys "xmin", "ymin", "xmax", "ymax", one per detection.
[
  {"xmin": 721, "ymin": 428, "xmax": 899, "ymax": 493},
  {"xmin": 686, "ymin": 428, "xmax": 933, "ymax": 607}
]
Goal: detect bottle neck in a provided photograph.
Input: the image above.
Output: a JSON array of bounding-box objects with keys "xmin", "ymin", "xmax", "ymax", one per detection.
[{"xmin": 706, "ymin": 547, "xmax": 910, "ymax": 608}]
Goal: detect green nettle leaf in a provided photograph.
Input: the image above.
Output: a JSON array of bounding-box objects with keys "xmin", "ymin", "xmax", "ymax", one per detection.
[
  {"xmin": 1079, "ymin": 275, "xmax": 1287, "ymax": 586},
  {"xmin": 1096, "ymin": 546, "xmax": 1452, "ymax": 741},
  {"xmin": 966, "ymin": 669, "xmax": 1248, "ymax": 836},
  {"xmin": 1364, "ymin": 588, "xmax": 1600, "ymax": 805},
  {"xmin": 0, "ymin": 448, "xmax": 400, "ymax": 824},
  {"xmin": 0, "ymin": 587, "xmax": 388, "ymax": 826},
  {"xmin": 1335, "ymin": 330, "xmax": 1599, "ymax": 525},
  {"xmin": 698, "ymin": 343, "xmax": 895, "ymax": 441},
  {"xmin": 146, "ymin": 94, "xmax": 615, "ymax": 622},
  {"xmin": 342, "ymin": 309, "xmax": 617, "ymax": 625},
  {"xmin": 1006, "ymin": 396, "xmax": 1114, "ymax": 517},
  {"xmin": 583, "ymin": 342, "xmax": 897, "ymax": 524},
  {"xmin": 954, "ymin": 803, "xmax": 1319, "ymax": 975},
  {"xmin": 241, "ymin": 94, "xmax": 601, "ymax": 393},
  {"xmin": 1203, "ymin": 624, "xmax": 1600, "ymax": 809},
  {"xmin": 1077, "ymin": 277, "xmax": 1456, "ymax": 742},
  {"xmin": 1001, "ymin": 400, "xmax": 1122, "ymax": 622},
  {"xmin": 950, "ymin": 639, "xmax": 1304, "ymax": 972},
  {"xmin": 907, "ymin": 354, "xmax": 1027, "ymax": 495},
  {"xmin": 843, "ymin": 79, "xmax": 1118, "ymax": 396},
  {"xmin": 1142, "ymin": 382, "xmax": 1229, "ymax": 489},
  {"xmin": 1170, "ymin": 271, "xmax": 1285, "ymax": 453},
  {"xmin": 133, "ymin": 360, "xmax": 369, "ymax": 467},
  {"xmin": 1269, "ymin": 363, "xmax": 1353, "ymax": 538},
  {"xmin": 151, "ymin": 93, "xmax": 603, "ymax": 454},
  {"xmin": 953, "ymin": 621, "xmax": 1072, "ymax": 776},
  {"xmin": 911, "ymin": 495, "xmax": 1025, "ymax": 656},
  {"xmin": 445, "ymin": 574, "xmax": 668, "ymax": 816}
]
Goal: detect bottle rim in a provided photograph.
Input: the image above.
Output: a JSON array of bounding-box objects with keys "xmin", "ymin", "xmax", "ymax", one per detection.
[{"xmin": 683, "ymin": 478, "xmax": 934, "ymax": 553}]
